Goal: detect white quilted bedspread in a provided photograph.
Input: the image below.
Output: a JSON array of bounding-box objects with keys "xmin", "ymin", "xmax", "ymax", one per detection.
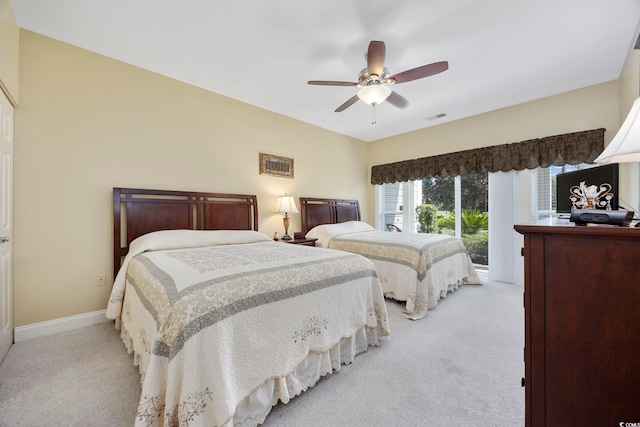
[{"xmin": 106, "ymin": 230, "xmax": 389, "ymax": 427}]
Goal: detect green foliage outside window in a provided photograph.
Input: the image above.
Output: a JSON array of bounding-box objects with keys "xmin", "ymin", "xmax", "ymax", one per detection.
[
  {"xmin": 415, "ymin": 203, "xmax": 438, "ymax": 233},
  {"xmin": 462, "ymin": 231, "xmax": 488, "ymax": 265},
  {"xmin": 433, "ymin": 209, "xmax": 488, "ymax": 234},
  {"xmin": 461, "ymin": 209, "xmax": 488, "ymax": 233},
  {"xmin": 423, "ymin": 208, "xmax": 488, "ymax": 265}
]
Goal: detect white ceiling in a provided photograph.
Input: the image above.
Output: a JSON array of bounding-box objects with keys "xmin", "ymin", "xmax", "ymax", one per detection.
[{"xmin": 9, "ymin": 0, "xmax": 640, "ymax": 142}]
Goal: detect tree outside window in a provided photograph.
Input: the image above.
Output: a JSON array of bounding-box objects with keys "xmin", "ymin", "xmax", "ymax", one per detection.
[{"xmin": 417, "ymin": 173, "xmax": 488, "ymax": 266}]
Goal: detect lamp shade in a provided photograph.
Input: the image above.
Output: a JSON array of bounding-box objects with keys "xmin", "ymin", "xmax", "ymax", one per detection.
[
  {"xmin": 357, "ymin": 85, "xmax": 391, "ymax": 105},
  {"xmin": 595, "ymin": 96, "xmax": 640, "ymax": 164},
  {"xmin": 277, "ymin": 195, "xmax": 299, "ymax": 214}
]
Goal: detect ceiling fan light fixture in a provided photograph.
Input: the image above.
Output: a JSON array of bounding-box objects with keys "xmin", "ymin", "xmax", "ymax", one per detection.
[
  {"xmin": 357, "ymin": 85, "xmax": 391, "ymax": 105},
  {"xmin": 309, "ymin": 41, "xmax": 449, "ymax": 113}
]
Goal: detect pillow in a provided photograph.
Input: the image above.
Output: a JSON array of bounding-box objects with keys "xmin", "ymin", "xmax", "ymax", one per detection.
[
  {"xmin": 306, "ymin": 221, "xmax": 374, "ymax": 248},
  {"xmin": 107, "ymin": 229, "xmax": 272, "ymax": 319},
  {"xmin": 128, "ymin": 229, "xmax": 271, "ymax": 255}
]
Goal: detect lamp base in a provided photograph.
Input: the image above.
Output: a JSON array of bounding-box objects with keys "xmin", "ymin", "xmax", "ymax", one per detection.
[{"xmin": 282, "ymin": 215, "xmax": 292, "ymax": 241}]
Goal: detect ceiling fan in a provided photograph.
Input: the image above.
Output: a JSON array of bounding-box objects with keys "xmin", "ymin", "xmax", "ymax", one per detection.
[{"xmin": 308, "ymin": 40, "xmax": 449, "ymax": 113}]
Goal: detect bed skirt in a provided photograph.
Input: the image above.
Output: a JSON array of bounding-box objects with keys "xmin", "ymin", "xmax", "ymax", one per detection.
[
  {"xmin": 373, "ymin": 255, "xmax": 482, "ymax": 320},
  {"xmin": 116, "ymin": 320, "xmax": 387, "ymax": 426}
]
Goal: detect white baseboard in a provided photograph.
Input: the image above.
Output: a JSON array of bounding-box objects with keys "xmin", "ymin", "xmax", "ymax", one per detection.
[{"xmin": 14, "ymin": 309, "xmax": 111, "ymax": 343}]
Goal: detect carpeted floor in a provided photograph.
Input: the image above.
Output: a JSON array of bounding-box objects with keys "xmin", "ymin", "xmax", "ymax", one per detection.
[{"xmin": 0, "ymin": 279, "xmax": 524, "ymax": 427}]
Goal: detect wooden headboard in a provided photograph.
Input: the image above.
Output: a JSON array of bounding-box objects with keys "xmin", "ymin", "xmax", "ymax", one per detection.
[
  {"xmin": 113, "ymin": 187, "xmax": 258, "ymax": 278},
  {"xmin": 299, "ymin": 197, "xmax": 361, "ymax": 235}
]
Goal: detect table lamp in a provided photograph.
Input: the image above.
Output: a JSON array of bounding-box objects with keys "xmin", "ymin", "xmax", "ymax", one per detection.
[
  {"xmin": 595, "ymin": 96, "xmax": 640, "ymax": 164},
  {"xmin": 277, "ymin": 195, "xmax": 299, "ymax": 240},
  {"xmin": 593, "ymin": 96, "xmax": 640, "ymax": 226}
]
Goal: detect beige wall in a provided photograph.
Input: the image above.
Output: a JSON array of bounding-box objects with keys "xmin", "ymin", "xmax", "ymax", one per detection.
[
  {"xmin": 13, "ymin": 30, "xmax": 368, "ymax": 326},
  {"xmin": 0, "ymin": 0, "xmax": 19, "ymax": 104},
  {"xmin": 619, "ymin": 20, "xmax": 640, "ymax": 115}
]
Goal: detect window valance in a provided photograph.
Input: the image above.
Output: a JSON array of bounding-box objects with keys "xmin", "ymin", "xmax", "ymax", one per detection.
[{"xmin": 370, "ymin": 128, "xmax": 605, "ymax": 185}]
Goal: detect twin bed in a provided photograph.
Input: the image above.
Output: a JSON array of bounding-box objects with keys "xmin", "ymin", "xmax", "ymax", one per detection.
[
  {"xmin": 107, "ymin": 188, "xmax": 480, "ymax": 426},
  {"xmin": 300, "ymin": 197, "xmax": 481, "ymax": 320}
]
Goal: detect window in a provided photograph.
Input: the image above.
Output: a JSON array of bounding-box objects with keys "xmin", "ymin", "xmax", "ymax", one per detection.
[
  {"xmin": 378, "ymin": 181, "xmax": 421, "ymax": 232},
  {"xmin": 381, "ymin": 182, "xmax": 404, "ymax": 231},
  {"xmin": 377, "ymin": 173, "xmax": 488, "ymax": 267},
  {"xmin": 531, "ymin": 164, "xmax": 589, "ymax": 220}
]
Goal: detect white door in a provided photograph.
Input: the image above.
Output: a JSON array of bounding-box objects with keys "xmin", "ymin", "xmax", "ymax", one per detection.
[{"xmin": 0, "ymin": 90, "xmax": 13, "ymax": 362}]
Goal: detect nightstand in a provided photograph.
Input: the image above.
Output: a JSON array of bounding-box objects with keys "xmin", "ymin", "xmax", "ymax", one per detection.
[{"xmin": 281, "ymin": 237, "xmax": 317, "ymax": 247}]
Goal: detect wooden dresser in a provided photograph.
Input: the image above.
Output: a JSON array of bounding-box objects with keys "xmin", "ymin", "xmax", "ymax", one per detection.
[{"xmin": 514, "ymin": 224, "xmax": 640, "ymax": 427}]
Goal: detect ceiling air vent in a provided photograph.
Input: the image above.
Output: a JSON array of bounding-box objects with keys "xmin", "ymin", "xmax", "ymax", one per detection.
[{"xmin": 426, "ymin": 113, "xmax": 448, "ymax": 121}]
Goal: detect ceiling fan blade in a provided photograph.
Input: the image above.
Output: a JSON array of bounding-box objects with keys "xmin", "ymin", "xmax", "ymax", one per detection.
[
  {"xmin": 390, "ymin": 61, "xmax": 449, "ymax": 84},
  {"xmin": 335, "ymin": 95, "xmax": 360, "ymax": 112},
  {"xmin": 308, "ymin": 80, "xmax": 358, "ymax": 86},
  {"xmin": 367, "ymin": 41, "xmax": 386, "ymax": 77},
  {"xmin": 386, "ymin": 91, "xmax": 409, "ymax": 109}
]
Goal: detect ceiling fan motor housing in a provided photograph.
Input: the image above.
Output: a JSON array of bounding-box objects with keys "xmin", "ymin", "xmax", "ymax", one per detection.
[{"xmin": 357, "ymin": 68, "xmax": 394, "ymax": 87}]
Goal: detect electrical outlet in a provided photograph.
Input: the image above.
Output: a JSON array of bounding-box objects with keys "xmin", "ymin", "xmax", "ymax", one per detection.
[{"xmin": 97, "ymin": 273, "xmax": 106, "ymax": 287}]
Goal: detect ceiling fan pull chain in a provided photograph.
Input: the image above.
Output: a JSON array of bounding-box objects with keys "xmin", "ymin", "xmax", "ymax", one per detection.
[{"xmin": 371, "ymin": 104, "xmax": 377, "ymax": 124}]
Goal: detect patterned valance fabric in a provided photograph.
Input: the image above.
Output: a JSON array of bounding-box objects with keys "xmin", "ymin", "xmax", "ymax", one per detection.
[{"xmin": 370, "ymin": 128, "xmax": 605, "ymax": 185}]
